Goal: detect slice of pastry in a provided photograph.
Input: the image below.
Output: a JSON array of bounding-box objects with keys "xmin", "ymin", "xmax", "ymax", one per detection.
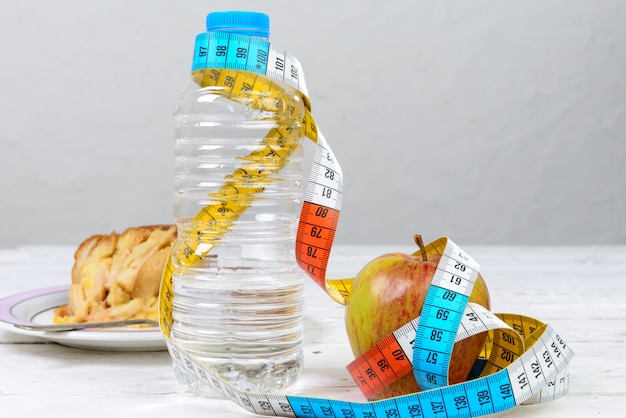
[{"xmin": 53, "ymin": 225, "xmax": 176, "ymax": 324}]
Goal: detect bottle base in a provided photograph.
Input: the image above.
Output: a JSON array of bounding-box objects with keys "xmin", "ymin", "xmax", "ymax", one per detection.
[{"xmin": 172, "ymin": 351, "xmax": 303, "ymax": 397}]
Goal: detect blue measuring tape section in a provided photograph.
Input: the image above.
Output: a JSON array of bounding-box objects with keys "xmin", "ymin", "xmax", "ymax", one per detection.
[
  {"xmin": 163, "ymin": 32, "xmax": 574, "ymax": 416},
  {"xmin": 192, "ymin": 31, "xmax": 309, "ymax": 99},
  {"xmin": 412, "ymin": 239, "xmax": 478, "ymax": 390}
]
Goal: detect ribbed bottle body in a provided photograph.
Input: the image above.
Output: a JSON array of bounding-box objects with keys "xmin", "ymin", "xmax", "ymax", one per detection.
[{"xmin": 170, "ymin": 81, "xmax": 306, "ymax": 395}]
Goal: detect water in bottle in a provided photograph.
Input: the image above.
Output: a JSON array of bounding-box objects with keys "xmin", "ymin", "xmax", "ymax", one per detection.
[{"xmin": 168, "ymin": 10, "xmax": 306, "ymax": 396}]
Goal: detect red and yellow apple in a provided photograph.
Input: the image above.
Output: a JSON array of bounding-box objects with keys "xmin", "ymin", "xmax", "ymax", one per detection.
[{"xmin": 345, "ymin": 235, "xmax": 490, "ymax": 401}]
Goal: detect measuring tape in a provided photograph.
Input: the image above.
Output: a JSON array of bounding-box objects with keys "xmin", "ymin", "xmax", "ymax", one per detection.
[{"xmin": 158, "ymin": 31, "xmax": 573, "ymax": 417}]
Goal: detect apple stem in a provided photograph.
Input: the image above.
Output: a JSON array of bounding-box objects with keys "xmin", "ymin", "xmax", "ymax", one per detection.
[{"xmin": 414, "ymin": 234, "xmax": 428, "ymax": 262}]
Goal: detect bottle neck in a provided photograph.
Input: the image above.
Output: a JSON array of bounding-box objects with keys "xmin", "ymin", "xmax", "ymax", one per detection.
[{"xmin": 209, "ymin": 29, "xmax": 268, "ymax": 41}]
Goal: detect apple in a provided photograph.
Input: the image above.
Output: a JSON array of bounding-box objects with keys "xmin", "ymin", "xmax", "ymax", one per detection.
[{"xmin": 345, "ymin": 235, "xmax": 490, "ymax": 401}]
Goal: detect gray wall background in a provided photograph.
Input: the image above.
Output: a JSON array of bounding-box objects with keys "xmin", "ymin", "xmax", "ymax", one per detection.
[{"xmin": 1, "ymin": 0, "xmax": 624, "ymax": 248}]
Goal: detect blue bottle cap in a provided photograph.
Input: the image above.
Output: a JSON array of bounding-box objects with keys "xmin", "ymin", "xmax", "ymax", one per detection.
[{"xmin": 206, "ymin": 11, "xmax": 270, "ymax": 38}]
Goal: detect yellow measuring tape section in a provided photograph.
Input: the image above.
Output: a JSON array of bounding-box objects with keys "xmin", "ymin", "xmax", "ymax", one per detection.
[{"xmin": 159, "ymin": 67, "xmax": 351, "ymax": 338}]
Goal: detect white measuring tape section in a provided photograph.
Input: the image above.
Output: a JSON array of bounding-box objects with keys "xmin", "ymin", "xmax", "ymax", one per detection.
[{"xmin": 159, "ymin": 31, "xmax": 573, "ymax": 417}]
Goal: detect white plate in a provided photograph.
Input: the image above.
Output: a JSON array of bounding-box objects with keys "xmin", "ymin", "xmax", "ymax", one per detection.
[{"xmin": 0, "ymin": 285, "xmax": 166, "ymax": 351}]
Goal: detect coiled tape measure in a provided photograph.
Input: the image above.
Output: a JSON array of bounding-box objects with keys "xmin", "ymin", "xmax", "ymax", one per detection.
[{"xmin": 158, "ymin": 31, "xmax": 573, "ymax": 417}]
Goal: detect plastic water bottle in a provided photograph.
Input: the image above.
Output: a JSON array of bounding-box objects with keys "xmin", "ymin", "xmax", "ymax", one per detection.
[{"xmin": 169, "ymin": 11, "xmax": 306, "ymax": 396}]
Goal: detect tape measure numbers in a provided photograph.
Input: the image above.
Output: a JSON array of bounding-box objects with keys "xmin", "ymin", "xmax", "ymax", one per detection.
[
  {"xmin": 410, "ymin": 238, "xmax": 480, "ymax": 391},
  {"xmin": 158, "ymin": 31, "xmax": 573, "ymax": 417},
  {"xmin": 346, "ymin": 302, "xmax": 526, "ymax": 399},
  {"xmin": 166, "ymin": 319, "xmax": 571, "ymax": 417}
]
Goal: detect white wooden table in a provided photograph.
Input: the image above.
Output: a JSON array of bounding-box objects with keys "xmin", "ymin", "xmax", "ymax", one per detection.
[{"xmin": 1, "ymin": 244, "xmax": 624, "ymax": 417}]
